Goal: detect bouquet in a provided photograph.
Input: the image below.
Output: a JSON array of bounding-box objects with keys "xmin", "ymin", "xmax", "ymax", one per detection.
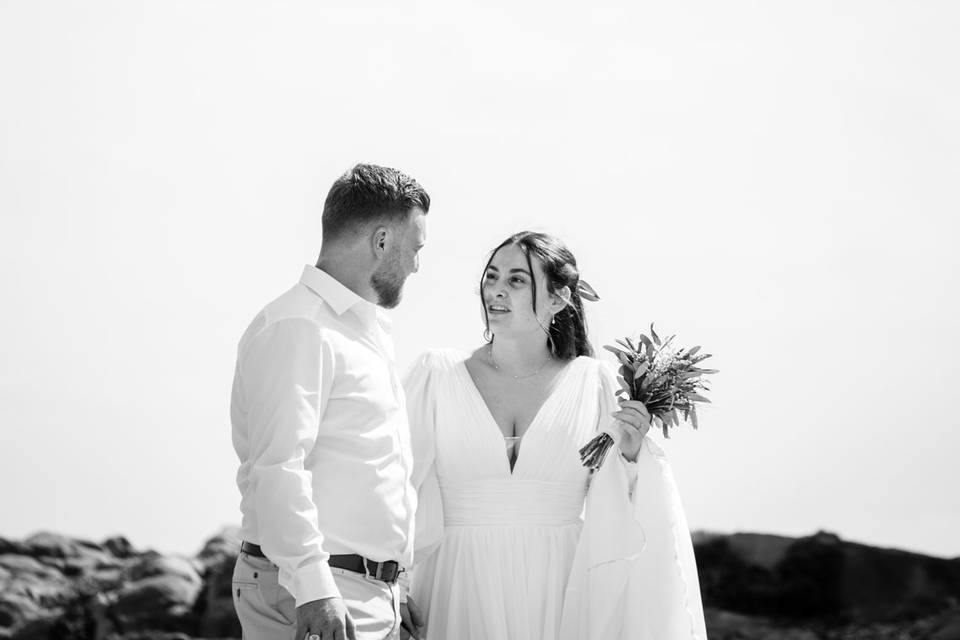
[{"xmin": 579, "ymin": 324, "xmax": 717, "ymax": 470}]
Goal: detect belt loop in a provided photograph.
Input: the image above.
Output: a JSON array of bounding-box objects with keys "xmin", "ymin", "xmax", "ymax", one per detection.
[{"xmin": 364, "ymin": 559, "xmax": 383, "ymax": 580}]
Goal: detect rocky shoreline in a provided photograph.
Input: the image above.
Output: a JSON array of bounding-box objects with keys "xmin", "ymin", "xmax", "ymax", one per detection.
[
  {"xmin": 0, "ymin": 529, "xmax": 241, "ymax": 640},
  {"xmin": 2, "ymin": 528, "xmax": 958, "ymax": 639}
]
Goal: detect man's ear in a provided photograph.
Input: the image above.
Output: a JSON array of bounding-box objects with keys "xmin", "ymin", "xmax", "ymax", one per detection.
[{"xmin": 372, "ymin": 226, "xmax": 389, "ymax": 259}]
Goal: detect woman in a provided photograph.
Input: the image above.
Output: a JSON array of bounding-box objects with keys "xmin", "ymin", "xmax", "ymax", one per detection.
[{"xmin": 403, "ymin": 232, "xmax": 706, "ymax": 639}]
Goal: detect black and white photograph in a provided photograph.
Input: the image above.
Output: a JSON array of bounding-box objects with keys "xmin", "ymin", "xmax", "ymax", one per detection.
[{"xmin": 1, "ymin": 2, "xmax": 958, "ymax": 639}]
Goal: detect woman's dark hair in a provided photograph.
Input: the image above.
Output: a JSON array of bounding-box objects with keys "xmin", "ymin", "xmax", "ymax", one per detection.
[{"xmin": 480, "ymin": 231, "xmax": 594, "ymax": 360}]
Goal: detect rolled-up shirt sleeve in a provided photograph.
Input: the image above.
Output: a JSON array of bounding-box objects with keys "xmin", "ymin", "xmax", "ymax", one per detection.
[{"xmin": 239, "ymin": 317, "xmax": 338, "ymax": 606}]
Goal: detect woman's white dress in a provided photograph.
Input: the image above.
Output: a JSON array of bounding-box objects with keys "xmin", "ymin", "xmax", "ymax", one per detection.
[{"xmin": 404, "ymin": 349, "xmax": 707, "ymax": 640}]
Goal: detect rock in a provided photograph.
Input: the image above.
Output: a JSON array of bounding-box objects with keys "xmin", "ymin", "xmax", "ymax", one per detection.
[
  {"xmin": 195, "ymin": 526, "xmax": 241, "ymax": 569},
  {"xmin": 103, "ymin": 536, "xmax": 136, "ymax": 559},
  {"xmin": 2, "ymin": 614, "xmax": 60, "ymax": 640},
  {"xmin": 725, "ymin": 532, "xmax": 796, "ymax": 570},
  {"xmin": 0, "ymin": 554, "xmax": 64, "ymax": 582},
  {"xmin": 704, "ymin": 608, "xmax": 821, "ymax": 640},
  {"xmin": 115, "ymin": 633, "xmax": 193, "ymax": 640},
  {"xmin": 195, "ymin": 545, "xmax": 241, "ymax": 639},
  {"xmin": 0, "ymin": 593, "xmax": 50, "ymax": 631},
  {"xmin": 23, "ymin": 532, "xmax": 101, "ymax": 559},
  {"xmin": 0, "ymin": 538, "xmax": 27, "ymax": 557},
  {"xmin": 190, "ymin": 527, "xmax": 243, "ymax": 638},
  {"xmin": 0, "ymin": 535, "xmax": 217, "ymax": 640},
  {"xmin": 126, "ymin": 553, "xmax": 199, "ymax": 585},
  {"xmin": 98, "ymin": 554, "xmax": 203, "ymax": 635},
  {"xmin": 695, "ymin": 530, "xmax": 960, "ymax": 622},
  {"xmin": 924, "ymin": 606, "xmax": 960, "ymax": 640},
  {"xmin": 109, "ymin": 574, "xmax": 202, "ymax": 634},
  {"xmin": 0, "ymin": 554, "xmax": 75, "ymax": 609},
  {"xmin": 0, "ymin": 527, "xmax": 956, "ymax": 639}
]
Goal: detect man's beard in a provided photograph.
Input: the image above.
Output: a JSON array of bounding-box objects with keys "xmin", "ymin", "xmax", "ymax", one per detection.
[{"xmin": 370, "ymin": 254, "xmax": 405, "ymax": 309}]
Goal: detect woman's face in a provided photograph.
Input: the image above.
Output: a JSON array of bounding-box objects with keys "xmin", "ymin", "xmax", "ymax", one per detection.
[{"xmin": 482, "ymin": 243, "xmax": 554, "ymax": 338}]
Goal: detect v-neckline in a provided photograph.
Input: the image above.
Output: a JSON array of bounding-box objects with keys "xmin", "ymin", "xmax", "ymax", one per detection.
[{"xmin": 459, "ymin": 357, "xmax": 581, "ymax": 475}]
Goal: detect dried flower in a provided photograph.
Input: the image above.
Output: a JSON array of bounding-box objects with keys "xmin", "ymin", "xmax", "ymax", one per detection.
[{"xmin": 579, "ymin": 324, "xmax": 717, "ymax": 470}]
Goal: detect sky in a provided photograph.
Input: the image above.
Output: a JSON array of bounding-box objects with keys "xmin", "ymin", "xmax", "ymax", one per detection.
[{"xmin": 1, "ymin": 1, "xmax": 958, "ymax": 559}]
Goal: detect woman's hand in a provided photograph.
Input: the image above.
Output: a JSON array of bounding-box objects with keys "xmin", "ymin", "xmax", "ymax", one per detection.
[
  {"xmin": 612, "ymin": 399, "xmax": 652, "ymax": 462},
  {"xmin": 400, "ymin": 596, "xmax": 425, "ymax": 639}
]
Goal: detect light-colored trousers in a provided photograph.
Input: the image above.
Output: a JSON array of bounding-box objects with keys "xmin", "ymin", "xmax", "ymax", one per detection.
[{"xmin": 232, "ymin": 550, "xmax": 401, "ymax": 640}]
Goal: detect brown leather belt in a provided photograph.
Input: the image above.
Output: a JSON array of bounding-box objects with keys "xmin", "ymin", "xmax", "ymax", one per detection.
[{"xmin": 240, "ymin": 541, "xmax": 401, "ymax": 584}]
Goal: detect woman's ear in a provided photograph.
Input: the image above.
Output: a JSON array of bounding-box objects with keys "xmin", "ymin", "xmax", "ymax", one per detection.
[{"xmin": 551, "ymin": 285, "xmax": 572, "ymax": 313}]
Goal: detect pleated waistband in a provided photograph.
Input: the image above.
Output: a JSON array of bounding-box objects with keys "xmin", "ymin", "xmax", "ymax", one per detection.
[{"xmin": 440, "ymin": 479, "xmax": 585, "ymax": 526}]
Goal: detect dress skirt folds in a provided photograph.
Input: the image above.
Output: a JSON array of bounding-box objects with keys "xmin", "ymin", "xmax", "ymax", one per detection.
[{"xmin": 403, "ymin": 350, "xmax": 707, "ymax": 640}]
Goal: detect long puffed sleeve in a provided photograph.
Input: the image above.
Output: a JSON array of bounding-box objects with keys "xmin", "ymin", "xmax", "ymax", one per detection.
[
  {"xmin": 400, "ymin": 350, "xmax": 446, "ymax": 610},
  {"xmin": 560, "ymin": 361, "xmax": 708, "ymax": 639}
]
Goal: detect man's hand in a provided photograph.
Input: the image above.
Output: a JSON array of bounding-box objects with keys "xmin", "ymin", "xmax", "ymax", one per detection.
[
  {"xmin": 613, "ymin": 399, "xmax": 652, "ymax": 462},
  {"xmin": 399, "ymin": 596, "xmax": 425, "ymax": 640},
  {"xmin": 296, "ymin": 596, "xmax": 356, "ymax": 640}
]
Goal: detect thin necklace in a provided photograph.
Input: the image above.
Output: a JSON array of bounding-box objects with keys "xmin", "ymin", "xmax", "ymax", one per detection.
[{"xmin": 488, "ymin": 343, "xmax": 552, "ymax": 380}]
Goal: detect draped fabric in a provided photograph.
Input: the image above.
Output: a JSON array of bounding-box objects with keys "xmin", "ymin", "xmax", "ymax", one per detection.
[{"xmin": 404, "ymin": 349, "xmax": 707, "ymax": 640}]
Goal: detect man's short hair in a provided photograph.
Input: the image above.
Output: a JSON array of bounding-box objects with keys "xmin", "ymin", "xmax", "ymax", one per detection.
[{"xmin": 321, "ymin": 163, "xmax": 430, "ymax": 242}]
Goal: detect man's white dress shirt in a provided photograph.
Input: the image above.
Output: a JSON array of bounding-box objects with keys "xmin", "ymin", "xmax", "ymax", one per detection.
[{"xmin": 231, "ymin": 265, "xmax": 415, "ymax": 607}]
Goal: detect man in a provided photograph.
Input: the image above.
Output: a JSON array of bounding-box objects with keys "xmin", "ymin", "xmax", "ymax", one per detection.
[{"xmin": 230, "ymin": 163, "xmax": 429, "ymax": 640}]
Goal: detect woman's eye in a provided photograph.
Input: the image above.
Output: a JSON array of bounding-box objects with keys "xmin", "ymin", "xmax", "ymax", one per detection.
[
  {"xmin": 484, "ymin": 272, "xmax": 497, "ymax": 281},
  {"xmin": 510, "ymin": 277, "xmax": 526, "ymax": 286}
]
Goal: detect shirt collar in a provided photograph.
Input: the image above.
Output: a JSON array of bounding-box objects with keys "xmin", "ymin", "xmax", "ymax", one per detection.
[
  {"xmin": 299, "ymin": 265, "xmax": 393, "ymax": 333},
  {"xmin": 300, "ymin": 264, "xmax": 367, "ymax": 316},
  {"xmin": 375, "ymin": 307, "xmax": 393, "ymax": 332}
]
